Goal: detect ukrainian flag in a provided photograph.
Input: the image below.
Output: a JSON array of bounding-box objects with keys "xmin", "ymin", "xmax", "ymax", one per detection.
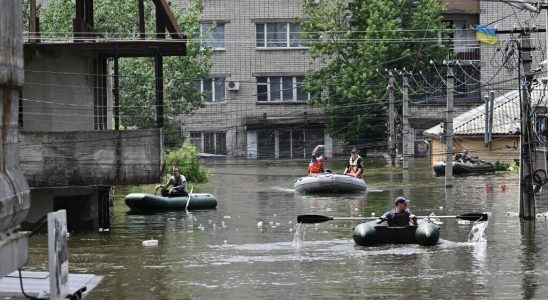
[{"xmin": 475, "ymin": 25, "xmax": 497, "ymax": 45}]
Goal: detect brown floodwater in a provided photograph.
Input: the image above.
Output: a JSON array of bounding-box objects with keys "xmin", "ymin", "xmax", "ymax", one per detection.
[{"xmin": 25, "ymin": 158, "xmax": 548, "ymax": 299}]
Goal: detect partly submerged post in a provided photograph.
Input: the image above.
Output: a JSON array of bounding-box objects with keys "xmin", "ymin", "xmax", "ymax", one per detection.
[
  {"xmin": 445, "ymin": 63, "xmax": 454, "ymax": 187},
  {"xmin": 402, "ymin": 73, "xmax": 410, "ymax": 170},
  {"xmin": 519, "ymin": 34, "xmax": 535, "ymax": 219},
  {"xmin": 0, "ymin": 0, "xmax": 31, "ymax": 277},
  {"xmin": 388, "ymin": 72, "xmax": 396, "ymax": 167}
]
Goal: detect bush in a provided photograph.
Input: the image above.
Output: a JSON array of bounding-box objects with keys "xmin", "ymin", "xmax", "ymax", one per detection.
[
  {"xmin": 165, "ymin": 141, "xmax": 210, "ymax": 183},
  {"xmin": 494, "ymin": 160, "xmax": 510, "ymax": 171}
]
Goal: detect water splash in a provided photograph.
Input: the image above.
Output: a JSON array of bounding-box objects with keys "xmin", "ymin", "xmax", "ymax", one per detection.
[
  {"xmin": 292, "ymin": 223, "xmax": 306, "ymax": 250},
  {"xmin": 468, "ymin": 221, "xmax": 488, "ymax": 244}
]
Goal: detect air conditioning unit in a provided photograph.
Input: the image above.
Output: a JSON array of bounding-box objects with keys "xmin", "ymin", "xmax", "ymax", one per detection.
[{"xmin": 226, "ymin": 80, "xmax": 240, "ymax": 91}]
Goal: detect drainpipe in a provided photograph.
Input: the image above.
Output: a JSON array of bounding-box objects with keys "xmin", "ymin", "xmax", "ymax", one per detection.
[{"xmin": 0, "ymin": 0, "xmax": 31, "ymax": 278}]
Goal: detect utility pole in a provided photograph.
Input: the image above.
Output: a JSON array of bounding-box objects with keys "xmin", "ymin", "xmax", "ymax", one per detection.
[
  {"xmin": 519, "ymin": 34, "xmax": 535, "ymax": 219},
  {"xmin": 488, "ymin": 91, "xmax": 495, "ymax": 151},
  {"xmin": 484, "ymin": 94, "xmax": 490, "ymax": 147},
  {"xmin": 402, "ymin": 73, "xmax": 410, "ymax": 170},
  {"xmin": 388, "ymin": 72, "xmax": 396, "ymax": 167},
  {"xmin": 1, "ymin": 0, "xmax": 31, "ymax": 277},
  {"xmin": 445, "ymin": 64, "xmax": 454, "ymax": 187}
]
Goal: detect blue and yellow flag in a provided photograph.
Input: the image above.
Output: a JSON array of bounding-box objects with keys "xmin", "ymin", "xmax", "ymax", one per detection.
[{"xmin": 475, "ymin": 25, "xmax": 498, "ymax": 45}]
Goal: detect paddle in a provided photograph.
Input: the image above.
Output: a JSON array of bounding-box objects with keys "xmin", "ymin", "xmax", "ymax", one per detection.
[
  {"xmin": 297, "ymin": 212, "xmax": 488, "ymax": 224},
  {"xmin": 185, "ymin": 185, "xmax": 194, "ymax": 212}
]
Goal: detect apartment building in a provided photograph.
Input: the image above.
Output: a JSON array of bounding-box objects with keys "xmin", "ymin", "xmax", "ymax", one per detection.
[
  {"xmin": 174, "ymin": 0, "xmax": 337, "ymax": 159},
  {"xmin": 479, "ymin": 0, "xmax": 546, "ymax": 95},
  {"xmin": 174, "ymin": 0, "xmax": 488, "ymax": 158}
]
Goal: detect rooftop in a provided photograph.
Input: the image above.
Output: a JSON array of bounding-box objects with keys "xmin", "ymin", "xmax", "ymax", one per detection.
[{"xmin": 424, "ymin": 89, "xmax": 521, "ymax": 137}]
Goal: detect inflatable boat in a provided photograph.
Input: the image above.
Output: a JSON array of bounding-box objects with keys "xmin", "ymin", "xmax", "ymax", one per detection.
[
  {"xmin": 125, "ymin": 193, "xmax": 217, "ymax": 212},
  {"xmin": 294, "ymin": 174, "xmax": 366, "ymax": 194},
  {"xmin": 433, "ymin": 160, "xmax": 495, "ymax": 176},
  {"xmin": 352, "ymin": 219, "xmax": 440, "ymax": 246}
]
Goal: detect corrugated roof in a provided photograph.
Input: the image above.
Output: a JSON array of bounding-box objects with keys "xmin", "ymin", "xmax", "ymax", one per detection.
[{"xmin": 424, "ymin": 90, "xmax": 521, "ymax": 137}]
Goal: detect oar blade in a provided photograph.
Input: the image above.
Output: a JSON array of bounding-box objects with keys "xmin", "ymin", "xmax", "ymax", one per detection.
[
  {"xmin": 456, "ymin": 213, "xmax": 488, "ymax": 222},
  {"xmin": 297, "ymin": 214, "xmax": 333, "ymax": 224}
]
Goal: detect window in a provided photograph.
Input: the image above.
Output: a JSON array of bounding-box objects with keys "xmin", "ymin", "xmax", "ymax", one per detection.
[
  {"xmin": 200, "ymin": 23, "xmax": 225, "ymax": 50},
  {"xmin": 201, "ymin": 77, "xmax": 226, "ymax": 102},
  {"xmin": 256, "ymin": 76, "xmax": 310, "ymax": 102},
  {"xmin": 256, "ymin": 23, "xmax": 306, "ymax": 48},
  {"xmin": 452, "ymin": 20, "xmax": 476, "ymax": 54},
  {"xmin": 188, "ymin": 132, "xmax": 227, "ymax": 155}
]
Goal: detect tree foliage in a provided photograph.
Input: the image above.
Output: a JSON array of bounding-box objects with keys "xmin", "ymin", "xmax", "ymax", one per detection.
[
  {"xmin": 302, "ymin": 0, "xmax": 449, "ymax": 147},
  {"xmin": 38, "ymin": 0, "xmax": 211, "ymax": 136},
  {"xmin": 165, "ymin": 141, "xmax": 210, "ymax": 183}
]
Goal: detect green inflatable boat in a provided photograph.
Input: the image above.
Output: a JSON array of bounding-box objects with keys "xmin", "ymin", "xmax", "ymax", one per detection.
[
  {"xmin": 352, "ymin": 219, "xmax": 440, "ymax": 246},
  {"xmin": 125, "ymin": 193, "xmax": 218, "ymax": 212}
]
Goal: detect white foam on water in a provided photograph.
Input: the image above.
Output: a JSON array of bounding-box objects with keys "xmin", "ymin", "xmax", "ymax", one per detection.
[
  {"xmin": 292, "ymin": 223, "xmax": 306, "ymax": 250},
  {"xmin": 271, "ymin": 186, "xmax": 296, "ymax": 193},
  {"xmin": 468, "ymin": 221, "xmax": 488, "ymax": 244}
]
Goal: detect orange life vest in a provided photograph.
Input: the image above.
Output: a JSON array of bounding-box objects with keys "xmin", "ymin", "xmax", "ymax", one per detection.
[
  {"xmin": 347, "ymin": 155, "xmax": 365, "ymax": 178},
  {"xmin": 308, "ymin": 160, "xmax": 324, "ymax": 175}
]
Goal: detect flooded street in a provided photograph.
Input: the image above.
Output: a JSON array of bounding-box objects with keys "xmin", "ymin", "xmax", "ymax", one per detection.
[{"xmin": 26, "ymin": 159, "xmax": 548, "ymax": 299}]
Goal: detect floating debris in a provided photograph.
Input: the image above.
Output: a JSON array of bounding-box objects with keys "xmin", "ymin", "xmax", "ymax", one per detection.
[
  {"xmin": 223, "ymin": 215, "xmax": 231, "ymax": 219},
  {"xmin": 257, "ymin": 221, "xmax": 263, "ymax": 227},
  {"xmin": 142, "ymin": 239, "xmax": 158, "ymax": 247}
]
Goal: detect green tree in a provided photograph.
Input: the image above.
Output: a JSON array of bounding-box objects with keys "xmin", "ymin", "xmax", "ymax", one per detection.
[
  {"xmin": 302, "ymin": 0, "xmax": 449, "ymax": 146},
  {"xmin": 165, "ymin": 141, "xmax": 210, "ymax": 183},
  {"xmin": 38, "ymin": 0, "xmax": 211, "ymax": 145}
]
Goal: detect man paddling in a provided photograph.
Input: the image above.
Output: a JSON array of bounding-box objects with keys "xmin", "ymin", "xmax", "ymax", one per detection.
[
  {"xmin": 155, "ymin": 166, "xmax": 188, "ymax": 197},
  {"xmin": 380, "ymin": 196, "xmax": 417, "ymax": 226}
]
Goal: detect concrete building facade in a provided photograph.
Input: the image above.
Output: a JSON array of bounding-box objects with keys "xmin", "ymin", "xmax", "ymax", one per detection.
[
  {"xmin": 17, "ymin": 0, "xmax": 190, "ymax": 231},
  {"xmin": 479, "ymin": 0, "xmax": 547, "ymax": 97},
  {"xmin": 174, "ymin": 0, "xmax": 339, "ymax": 159},
  {"xmin": 172, "ymin": 0, "xmax": 486, "ymax": 159}
]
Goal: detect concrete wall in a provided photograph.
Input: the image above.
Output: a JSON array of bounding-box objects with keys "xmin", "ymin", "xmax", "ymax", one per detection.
[
  {"xmin": 24, "ymin": 187, "xmax": 99, "ymax": 230},
  {"xmin": 18, "ymin": 129, "xmax": 163, "ymax": 187},
  {"xmin": 430, "ymin": 136, "xmax": 519, "ymax": 165},
  {"xmin": 23, "ymin": 48, "xmax": 99, "ymax": 131}
]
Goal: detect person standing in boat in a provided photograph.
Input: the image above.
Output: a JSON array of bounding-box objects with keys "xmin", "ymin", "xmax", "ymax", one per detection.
[
  {"xmin": 379, "ymin": 196, "xmax": 417, "ymax": 226},
  {"xmin": 155, "ymin": 166, "xmax": 188, "ymax": 197},
  {"xmin": 308, "ymin": 144, "xmax": 326, "ymax": 176},
  {"xmin": 343, "ymin": 148, "xmax": 365, "ymax": 178}
]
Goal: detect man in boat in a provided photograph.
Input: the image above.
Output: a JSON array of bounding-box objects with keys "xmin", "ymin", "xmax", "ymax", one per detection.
[
  {"xmin": 308, "ymin": 144, "xmax": 326, "ymax": 176},
  {"xmin": 343, "ymin": 148, "xmax": 365, "ymax": 178},
  {"xmin": 155, "ymin": 166, "xmax": 188, "ymax": 197},
  {"xmin": 379, "ymin": 196, "xmax": 417, "ymax": 226}
]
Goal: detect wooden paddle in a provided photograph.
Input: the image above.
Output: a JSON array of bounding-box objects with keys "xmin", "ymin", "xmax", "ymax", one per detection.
[
  {"xmin": 185, "ymin": 185, "xmax": 194, "ymax": 212},
  {"xmin": 297, "ymin": 213, "xmax": 488, "ymax": 224}
]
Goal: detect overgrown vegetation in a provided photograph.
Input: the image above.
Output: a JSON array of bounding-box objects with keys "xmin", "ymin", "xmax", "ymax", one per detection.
[
  {"xmin": 165, "ymin": 141, "xmax": 210, "ymax": 183},
  {"xmin": 302, "ymin": 0, "xmax": 449, "ymax": 146},
  {"xmin": 495, "ymin": 160, "xmax": 511, "ymax": 171}
]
